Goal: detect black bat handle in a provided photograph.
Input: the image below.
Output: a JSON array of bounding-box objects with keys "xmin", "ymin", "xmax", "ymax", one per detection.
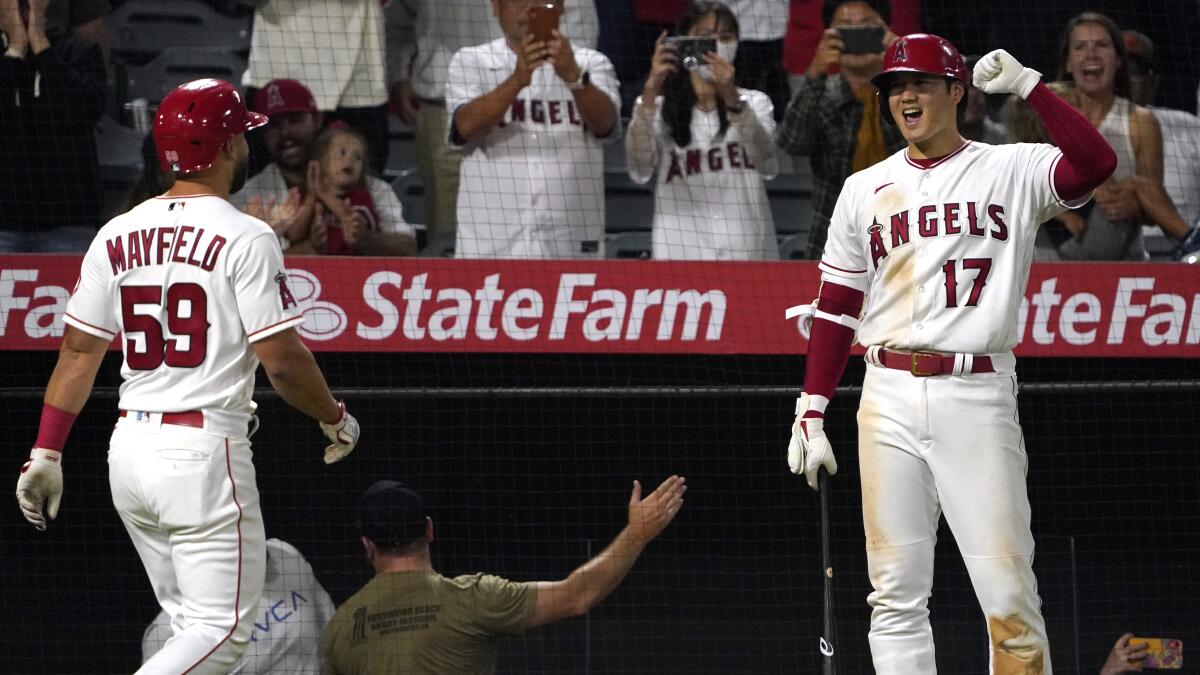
[{"xmin": 819, "ymin": 468, "xmax": 837, "ymax": 675}]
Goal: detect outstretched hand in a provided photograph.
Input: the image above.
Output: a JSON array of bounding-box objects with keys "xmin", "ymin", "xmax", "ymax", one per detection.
[{"xmin": 627, "ymin": 475, "xmax": 686, "ymax": 543}]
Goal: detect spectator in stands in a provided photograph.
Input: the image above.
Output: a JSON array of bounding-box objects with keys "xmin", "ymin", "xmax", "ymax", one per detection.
[
  {"xmin": 1054, "ymin": 12, "xmax": 1168, "ymax": 260},
  {"xmin": 776, "ymin": 0, "xmax": 903, "ymax": 259},
  {"xmin": 724, "ymin": 0, "xmax": 788, "ymax": 120},
  {"xmin": 959, "ymin": 55, "xmax": 1007, "ymax": 145},
  {"xmin": 447, "ymin": 0, "xmax": 620, "ymax": 259},
  {"xmin": 233, "ymin": 78, "xmax": 416, "ymax": 256},
  {"xmin": 386, "ymin": 0, "xmax": 601, "ymax": 250},
  {"xmin": 322, "ymin": 476, "xmax": 686, "ymax": 674},
  {"xmin": 243, "ymin": 0, "xmax": 391, "ymax": 173},
  {"xmin": 1004, "ymin": 81, "xmax": 1192, "ymax": 261},
  {"xmin": 43, "ymin": 0, "xmax": 109, "ymax": 67},
  {"xmin": 144, "ymin": 538, "xmax": 335, "ymax": 675},
  {"xmin": 1123, "ymin": 29, "xmax": 1200, "ymax": 254},
  {"xmin": 0, "ymin": 0, "xmax": 106, "ymax": 252},
  {"xmin": 119, "ymin": 134, "xmax": 172, "ymax": 213},
  {"xmin": 627, "ymin": 1, "xmax": 779, "ymax": 260},
  {"xmin": 1099, "ymin": 633, "xmax": 1151, "ymax": 674},
  {"xmin": 305, "ymin": 125, "xmax": 412, "ymax": 255},
  {"xmin": 780, "ymin": 0, "xmax": 918, "ymax": 97}
]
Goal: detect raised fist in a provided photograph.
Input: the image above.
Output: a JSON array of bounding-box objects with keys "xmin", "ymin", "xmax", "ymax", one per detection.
[{"xmin": 972, "ymin": 49, "xmax": 1042, "ymax": 99}]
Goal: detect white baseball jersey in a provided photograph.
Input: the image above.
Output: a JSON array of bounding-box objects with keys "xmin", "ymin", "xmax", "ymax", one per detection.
[
  {"xmin": 243, "ymin": 0, "xmax": 387, "ymax": 109},
  {"xmin": 724, "ymin": 0, "xmax": 789, "ymax": 41},
  {"xmin": 1151, "ymin": 106, "xmax": 1200, "ymax": 229},
  {"xmin": 820, "ymin": 141, "xmax": 1089, "ymax": 355},
  {"xmin": 626, "ymin": 88, "xmax": 779, "ymax": 260},
  {"xmin": 446, "ymin": 39, "xmax": 621, "ymax": 259},
  {"xmin": 385, "ymin": 0, "xmax": 599, "ymax": 98},
  {"xmin": 143, "ymin": 539, "xmax": 336, "ymax": 675},
  {"xmin": 232, "ymin": 163, "xmax": 416, "ymax": 239},
  {"xmin": 64, "ymin": 194, "xmax": 303, "ymax": 436}
]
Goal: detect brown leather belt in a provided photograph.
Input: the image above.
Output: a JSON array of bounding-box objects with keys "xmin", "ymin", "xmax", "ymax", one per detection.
[
  {"xmin": 119, "ymin": 410, "xmax": 204, "ymax": 429},
  {"xmin": 877, "ymin": 349, "xmax": 994, "ymax": 377}
]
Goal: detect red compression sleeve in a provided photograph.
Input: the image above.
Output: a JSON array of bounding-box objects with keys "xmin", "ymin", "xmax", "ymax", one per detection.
[
  {"xmin": 801, "ymin": 281, "xmax": 864, "ymax": 416},
  {"xmin": 35, "ymin": 403, "xmax": 78, "ymax": 451},
  {"xmin": 1027, "ymin": 82, "xmax": 1118, "ymax": 202}
]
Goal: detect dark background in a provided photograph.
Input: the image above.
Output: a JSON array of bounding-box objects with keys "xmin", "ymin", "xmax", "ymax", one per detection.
[{"xmin": 1, "ymin": 353, "xmax": 1198, "ymax": 674}]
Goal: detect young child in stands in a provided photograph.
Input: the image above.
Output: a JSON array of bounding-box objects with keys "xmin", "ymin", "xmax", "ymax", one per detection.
[{"xmin": 308, "ymin": 124, "xmax": 381, "ymax": 255}]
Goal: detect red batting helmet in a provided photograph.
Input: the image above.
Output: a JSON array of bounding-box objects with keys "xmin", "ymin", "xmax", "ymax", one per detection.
[
  {"xmin": 871, "ymin": 33, "xmax": 970, "ymax": 125},
  {"xmin": 153, "ymin": 79, "xmax": 268, "ymax": 175}
]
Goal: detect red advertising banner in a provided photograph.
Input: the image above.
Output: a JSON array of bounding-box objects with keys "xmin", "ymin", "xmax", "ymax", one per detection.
[{"xmin": 2, "ymin": 255, "xmax": 1198, "ymax": 357}]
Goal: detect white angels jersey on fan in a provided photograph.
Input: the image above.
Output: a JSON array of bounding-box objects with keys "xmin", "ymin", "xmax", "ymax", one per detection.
[
  {"xmin": 64, "ymin": 194, "xmax": 303, "ymax": 433},
  {"xmin": 819, "ymin": 141, "xmax": 1089, "ymax": 355}
]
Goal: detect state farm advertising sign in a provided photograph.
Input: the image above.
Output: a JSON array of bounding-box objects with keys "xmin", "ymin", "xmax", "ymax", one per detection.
[{"xmin": 2, "ymin": 256, "xmax": 1198, "ymax": 357}]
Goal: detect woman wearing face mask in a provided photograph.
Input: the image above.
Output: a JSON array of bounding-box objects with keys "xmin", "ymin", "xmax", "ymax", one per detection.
[
  {"xmin": 626, "ymin": 1, "xmax": 779, "ymax": 260},
  {"xmin": 1052, "ymin": 12, "xmax": 1191, "ymax": 260}
]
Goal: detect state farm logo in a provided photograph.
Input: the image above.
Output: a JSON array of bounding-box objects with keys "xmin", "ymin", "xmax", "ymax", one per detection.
[
  {"xmin": 0, "ymin": 269, "xmax": 70, "ymax": 339},
  {"xmin": 354, "ymin": 272, "xmax": 727, "ymax": 342},
  {"xmin": 286, "ymin": 268, "xmax": 348, "ymax": 341}
]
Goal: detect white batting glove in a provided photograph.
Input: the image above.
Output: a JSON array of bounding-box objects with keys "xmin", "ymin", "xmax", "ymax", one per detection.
[
  {"xmin": 319, "ymin": 401, "xmax": 360, "ymax": 464},
  {"xmin": 973, "ymin": 49, "xmax": 1042, "ymax": 99},
  {"xmin": 787, "ymin": 394, "xmax": 838, "ymax": 490},
  {"xmin": 16, "ymin": 448, "xmax": 63, "ymax": 531}
]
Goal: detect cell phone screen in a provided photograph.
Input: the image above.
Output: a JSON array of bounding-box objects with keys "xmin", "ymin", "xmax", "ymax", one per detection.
[
  {"xmin": 529, "ymin": 3, "xmax": 561, "ymax": 43},
  {"xmin": 838, "ymin": 26, "xmax": 885, "ymax": 55}
]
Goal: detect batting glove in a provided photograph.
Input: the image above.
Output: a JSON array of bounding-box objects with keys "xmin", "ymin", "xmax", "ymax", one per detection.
[
  {"xmin": 788, "ymin": 394, "xmax": 838, "ymax": 490},
  {"xmin": 973, "ymin": 49, "xmax": 1042, "ymax": 99},
  {"xmin": 320, "ymin": 401, "xmax": 360, "ymax": 464},
  {"xmin": 16, "ymin": 447, "xmax": 63, "ymax": 531}
]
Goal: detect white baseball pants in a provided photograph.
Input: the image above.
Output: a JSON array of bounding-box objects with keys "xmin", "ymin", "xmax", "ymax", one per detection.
[
  {"xmin": 109, "ymin": 416, "xmax": 265, "ymax": 675},
  {"xmin": 857, "ymin": 363, "xmax": 1051, "ymax": 675}
]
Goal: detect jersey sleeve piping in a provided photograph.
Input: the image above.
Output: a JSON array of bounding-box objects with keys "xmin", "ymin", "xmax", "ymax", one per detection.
[
  {"xmin": 1047, "ymin": 149, "xmax": 1092, "ymax": 209},
  {"xmin": 63, "ymin": 312, "xmax": 117, "ymax": 339},
  {"xmin": 818, "ymin": 260, "xmax": 868, "ymax": 277},
  {"xmin": 247, "ymin": 315, "xmax": 305, "ymax": 343}
]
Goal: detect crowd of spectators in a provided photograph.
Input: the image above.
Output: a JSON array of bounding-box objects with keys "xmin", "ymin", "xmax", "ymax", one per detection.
[{"xmin": 2, "ymin": 0, "xmax": 1199, "ymax": 262}]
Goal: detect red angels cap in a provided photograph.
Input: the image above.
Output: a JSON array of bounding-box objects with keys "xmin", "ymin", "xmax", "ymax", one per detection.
[{"xmin": 252, "ymin": 79, "xmax": 320, "ymax": 116}]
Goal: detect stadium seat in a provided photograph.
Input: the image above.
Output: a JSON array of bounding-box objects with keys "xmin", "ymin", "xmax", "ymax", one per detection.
[
  {"xmin": 777, "ymin": 234, "xmax": 808, "ymax": 260},
  {"xmin": 604, "ymin": 172, "xmax": 654, "ymax": 233},
  {"xmin": 388, "ymin": 168, "xmax": 426, "ymax": 230},
  {"xmin": 606, "ymin": 231, "xmax": 652, "ymax": 259},
  {"xmin": 124, "ymin": 47, "xmax": 248, "ymax": 104},
  {"xmin": 108, "ymin": 0, "xmax": 251, "ymax": 64}
]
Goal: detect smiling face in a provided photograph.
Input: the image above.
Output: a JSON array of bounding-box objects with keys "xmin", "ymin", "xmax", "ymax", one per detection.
[
  {"xmin": 1066, "ymin": 22, "xmax": 1119, "ymax": 97},
  {"xmin": 263, "ymin": 111, "xmax": 323, "ymax": 172},
  {"xmin": 320, "ymin": 131, "xmax": 367, "ymax": 192},
  {"xmin": 887, "ymin": 71, "xmax": 964, "ymax": 148}
]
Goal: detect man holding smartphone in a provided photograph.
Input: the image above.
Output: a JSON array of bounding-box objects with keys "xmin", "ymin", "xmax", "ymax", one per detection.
[
  {"xmin": 446, "ymin": 0, "xmax": 620, "ymax": 259},
  {"xmin": 777, "ymin": 0, "xmax": 904, "ymax": 259}
]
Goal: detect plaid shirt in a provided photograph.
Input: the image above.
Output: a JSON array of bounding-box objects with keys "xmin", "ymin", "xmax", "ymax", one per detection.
[{"xmin": 777, "ymin": 73, "xmax": 905, "ymax": 258}]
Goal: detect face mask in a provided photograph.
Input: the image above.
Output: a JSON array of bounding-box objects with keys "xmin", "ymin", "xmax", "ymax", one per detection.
[
  {"xmin": 698, "ymin": 40, "xmax": 739, "ymax": 82},
  {"xmin": 717, "ymin": 39, "xmax": 738, "ymax": 65}
]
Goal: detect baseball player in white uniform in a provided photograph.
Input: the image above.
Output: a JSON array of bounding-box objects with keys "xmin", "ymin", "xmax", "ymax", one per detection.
[
  {"xmin": 446, "ymin": 0, "xmax": 621, "ymax": 259},
  {"xmin": 626, "ymin": 5, "xmax": 779, "ymax": 260},
  {"xmin": 15, "ymin": 79, "xmax": 361, "ymax": 675},
  {"xmin": 786, "ymin": 36, "xmax": 1117, "ymax": 673}
]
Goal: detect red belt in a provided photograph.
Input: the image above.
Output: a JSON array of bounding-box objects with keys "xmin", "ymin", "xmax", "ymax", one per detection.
[
  {"xmin": 119, "ymin": 410, "xmax": 204, "ymax": 429},
  {"xmin": 877, "ymin": 349, "xmax": 994, "ymax": 377}
]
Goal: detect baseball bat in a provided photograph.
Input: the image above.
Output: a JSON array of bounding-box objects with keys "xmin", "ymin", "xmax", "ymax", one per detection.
[{"xmin": 819, "ymin": 468, "xmax": 838, "ymax": 675}]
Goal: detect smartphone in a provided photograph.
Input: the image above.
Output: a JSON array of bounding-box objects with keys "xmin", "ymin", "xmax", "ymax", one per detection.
[
  {"xmin": 837, "ymin": 26, "xmax": 885, "ymax": 55},
  {"xmin": 529, "ymin": 2, "xmax": 562, "ymax": 43},
  {"xmin": 1130, "ymin": 637, "xmax": 1183, "ymax": 669},
  {"xmin": 665, "ymin": 36, "xmax": 717, "ymax": 71}
]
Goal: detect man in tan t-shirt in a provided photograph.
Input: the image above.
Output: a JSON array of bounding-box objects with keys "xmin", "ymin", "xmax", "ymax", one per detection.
[{"xmin": 321, "ymin": 476, "xmax": 687, "ymax": 674}]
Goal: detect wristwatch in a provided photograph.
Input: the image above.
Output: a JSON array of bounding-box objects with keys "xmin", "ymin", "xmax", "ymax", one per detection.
[{"xmin": 566, "ymin": 70, "xmax": 591, "ymax": 91}]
